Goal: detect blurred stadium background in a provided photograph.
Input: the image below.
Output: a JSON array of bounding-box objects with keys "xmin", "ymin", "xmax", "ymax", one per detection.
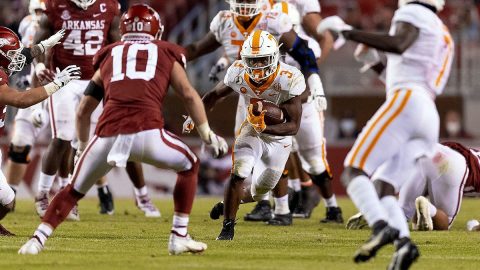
[{"xmin": 1, "ymin": 0, "xmax": 480, "ymax": 198}]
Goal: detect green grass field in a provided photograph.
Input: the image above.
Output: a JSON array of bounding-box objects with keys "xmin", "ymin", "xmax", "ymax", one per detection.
[{"xmin": 1, "ymin": 197, "xmax": 479, "ymax": 270}]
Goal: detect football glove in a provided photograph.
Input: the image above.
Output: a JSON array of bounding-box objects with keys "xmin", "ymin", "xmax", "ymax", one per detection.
[
  {"xmin": 306, "ymin": 74, "xmax": 327, "ymax": 111},
  {"xmin": 354, "ymin": 44, "xmax": 381, "ymax": 73},
  {"xmin": 44, "ymin": 65, "xmax": 81, "ymax": 96},
  {"xmin": 204, "ymin": 131, "xmax": 228, "ymax": 158},
  {"xmin": 317, "ymin": 16, "xmax": 353, "ymax": 35},
  {"xmin": 208, "ymin": 57, "xmax": 228, "ymax": 82},
  {"xmin": 39, "ymin": 29, "xmax": 65, "ymax": 53},
  {"xmin": 30, "ymin": 107, "xmax": 48, "ymax": 128},
  {"xmin": 247, "ymin": 104, "xmax": 267, "ymax": 133},
  {"xmin": 467, "ymin": 219, "xmax": 480, "ymax": 231},
  {"xmin": 182, "ymin": 115, "xmax": 195, "ymax": 134}
]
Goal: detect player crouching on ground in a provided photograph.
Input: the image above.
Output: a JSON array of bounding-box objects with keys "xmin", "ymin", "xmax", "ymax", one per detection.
[
  {"xmin": 0, "ymin": 26, "xmax": 77, "ymax": 235},
  {"xmin": 18, "ymin": 4, "xmax": 228, "ymax": 255},
  {"xmin": 197, "ymin": 30, "xmax": 305, "ymax": 240}
]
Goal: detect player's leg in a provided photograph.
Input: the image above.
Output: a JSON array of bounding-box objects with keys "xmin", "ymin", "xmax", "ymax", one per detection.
[
  {"xmin": 35, "ymin": 86, "xmax": 77, "ymax": 217},
  {"xmin": 19, "ymin": 136, "xmax": 114, "ymax": 254},
  {"xmin": 56, "ymin": 146, "xmax": 80, "ymax": 221},
  {"xmin": 126, "ymin": 161, "xmax": 161, "ymax": 217},
  {"xmin": 296, "ymin": 104, "xmax": 342, "ymax": 223},
  {"xmin": 267, "ymin": 169, "xmax": 291, "ymax": 225},
  {"xmin": 0, "ymin": 170, "xmax": 16, "ymax": 236},
  {"xmin": 134, "ymin": 129, "xmax": 206, "ymax": 254}
]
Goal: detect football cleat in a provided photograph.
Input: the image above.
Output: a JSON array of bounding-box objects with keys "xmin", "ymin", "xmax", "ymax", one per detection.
[
  {"xmin": 267, "ymin": 213, "xmax": 292, "ymax": 226},
  {"xmin": 320, "ymin": 207, "xmax": 344, "ymax": 224},
  {"xmin": 354, "ymin": 221, "xmax": 399, "ymax": 263},
  {"xmin": 346, "ymin": 213, "xmax": 369, "ymax": 230},
  {"xmin": 415, "ymin": 196, "xmax": 433, "ymax": 231},
  {"xmin": 292, "ymin": 186, "xmax": 321, "ymax": 219},
  {"xmin": 209, "ymin": 201, "xmax": 224, "ymax": 220},
  {"xmin": 244, "ymin": 200, "xmax": 272, "ymax": 221},
  {"xmin": 0, "ymin": 224, "xmax": 15, "ymax": 236},
  {"xmin": 98, "ymin": 185, "xmax": 114, "ymax": 215},
  {"xmin": 136, "ymin": 195, "xmax": 161, "ymax": 218},
  {"xmin": 216, "ymin": 219, "xmax": 235, "ymax": 240},
  {"xmin": 387, "ymin": 238, "xmax": 420, "ymax": 270},
  {"xmin": 18, "ymin": 237, "xmax": 44, "ymax": 255},
  {"xmin": 34, "ymin": 191, "xmax": 49, "ymax": 218},
  {"xmin": 66, "ymin": 203, "xmax": 80, "ymax": 221},
  {"xmin": 168, "ymin": 232, "xmax": 207, "ymax": 255}
]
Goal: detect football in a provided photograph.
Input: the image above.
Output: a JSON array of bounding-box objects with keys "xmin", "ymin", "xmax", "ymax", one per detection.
[{"xmin": 250, "ymin": 100, "xmax": 285, "ymax": 125}]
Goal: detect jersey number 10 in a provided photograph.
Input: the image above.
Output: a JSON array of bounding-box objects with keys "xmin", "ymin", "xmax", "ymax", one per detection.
[{"xmin": 110, "ymin": 43, "xmax": 158, "ymax": 82}]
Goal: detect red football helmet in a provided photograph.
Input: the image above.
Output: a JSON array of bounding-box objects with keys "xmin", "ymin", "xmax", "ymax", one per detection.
[
  {"xmin": 0, "ymin": 27, "xmax": 26, "ymax": 75},
  {"xmin": 120, "ymin": 4, "xmax": 164, "ymax": 42}
]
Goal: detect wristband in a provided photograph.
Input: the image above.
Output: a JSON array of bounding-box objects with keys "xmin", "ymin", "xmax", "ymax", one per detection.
[
  {"xmin": 44, "ymin": 82, "xmax": 60, "ymax": 96},
  {"xmin": 197, "ymin": 122, "xmax": 212, "ymax": 143}
]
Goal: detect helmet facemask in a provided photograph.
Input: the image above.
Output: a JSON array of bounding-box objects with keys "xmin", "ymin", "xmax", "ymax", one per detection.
[
  {"xmin": 2, "ymin": 45, "xmax": 26, "ymax": 74},
  {"xmin": 242, "ymin": 52, "xmax": 279, "ymax": 82},
  {"xmin": 229, "ymin": 0, "xmax": 261, "ymax": 17},
  {"xmin": 70, "ymin": 0, "xmax": 96, "ymax": 10}
]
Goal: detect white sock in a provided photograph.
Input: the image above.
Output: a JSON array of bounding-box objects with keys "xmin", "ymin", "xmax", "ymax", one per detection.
[
  {"xmin": 323, "ymin": 194, "xmax": 338, "ymax": 208},
  {"xmin": 381, "ymin": 196, "xmax": 410, "ymax": 238},
  {"xmin": 274, "ymin": 194, "xmax": 290, "ymax": 215},
  {"xmin": 346, "ymin": 175, "xmax": 388, "ymax": 227},
  {"xmin": 289, "ymin": 179, "xmax": 301, "ymax": 191},
  {"xmin": 134, "ymin": 186, "xmax": 148, "ymax": 197},
  {"xmin": 428, "ymin": 201, "xmax": 437, "ymax": 217},
  {"xmin": 33, "ymin": 223, "xmax": 53, "ymax": 246},
  {"xmin": 38, "ymin": 172, "xmax": 55, "ymax": 193},
  {"xmin": 59, "ymin": 177, "xmax": 70, "ymax": 188},
  {"xmin": 96, "ymin": 182, "xmax": 108, "ymax": 189},
  {"xmin": 172, "ymin": 215, "xmax": 189, "ymax": 236}
]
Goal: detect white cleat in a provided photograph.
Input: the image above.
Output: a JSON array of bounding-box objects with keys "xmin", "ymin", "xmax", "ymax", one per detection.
[
  {"xmin": 34, "ymin": 192, "xmax": 49, "ymax": 218},
  {"xmin": 136, "ymin": 196, "xmax": 161, "ymax": 218},
  {"xmin": 168, "ymin": 233, "xmax": 207, "ymax": 255},
  {"xmin": 346, "ymin": 212, "xmax": 368, "ymax": 230},
  {"xmin": 66, "ymin": 204, "xmax": 80, "ymax": 221},
  {"xmin": 415, "ymin": 196, "xmax": 433, "ymax": 231},
  {"xmin": 18, "ymin": 237, "xmax": 44, "ymax": 255}
]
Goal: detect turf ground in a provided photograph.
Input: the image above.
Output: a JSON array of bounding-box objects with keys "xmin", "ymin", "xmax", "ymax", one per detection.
[{"xmin": 1, "ymin": 197, "xmax": 479, "ymax": 270}]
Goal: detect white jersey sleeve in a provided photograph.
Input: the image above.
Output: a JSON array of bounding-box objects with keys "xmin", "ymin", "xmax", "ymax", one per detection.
[
  {"xmin": 210, "ymin": 11, "xmax": 231, "ymax": 43},
  {"xmin": 392, "ymin": 4, "xmax": 429, "ymax": 29},
  {"xmin": 287, "ymin": 67, "xmax": 306, "ymax": 97},
  {"xmin": 265, "ymin": 11, "xmax": 293, "ymax": 37},
  {"xmin": 295, "ymin": 0, "xmax": 321, "ymax": 17}
]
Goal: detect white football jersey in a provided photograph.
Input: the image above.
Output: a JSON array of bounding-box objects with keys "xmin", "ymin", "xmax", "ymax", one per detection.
[
  {"xmin": 224, "ymin": 60, "xmax": 305, "ymax": 107},
  {"xmin": 386, "ymin": 4, "xmax": 454, "ymax": 96},
  {"xmin": 210, "ymin": 10, "xmax": 293, "ymax": 64},
  {"xmin": 18, "ymin": 15, "xmax": 40, "ymax": 48}
]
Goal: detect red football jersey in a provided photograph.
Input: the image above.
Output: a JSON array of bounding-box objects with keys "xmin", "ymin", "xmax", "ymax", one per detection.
[
  {"xmin": 0, "ymin": 70, "xmax": 9, "ymax": 129},
  {"xmin": 45, "ymin": 0, "xmax": 120, "ymax": 79},
  {"xmin": 93, "ymin": 40, "xmax": 187, "ymax": 137}
]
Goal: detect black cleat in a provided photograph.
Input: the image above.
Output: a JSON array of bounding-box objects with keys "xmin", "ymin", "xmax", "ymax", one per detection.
[
  {"xmin": 320, "ymin": 206, "xmax": 344, "ymax": 223},
  {"xmin": 244, "ymin": 200, "xmax": 272, "ymax": 221},
  {"xmin": 98, "ymin": 185, "xmax": 114, "ymax": 215},
  {"xmin": 216, "ymin": 219, "xmax": 235, "ymax": 240},
  {"xmin": 210, "ymin": 201, "xmax": 224, "ymax": 220},
  {"xmin": 354, "ymin": 221, "xmax": 400, "ymax": 263},
  {"xmin": 0, "ymin": 224, "xmax": 15, "ymax": 236},
  {"xmin": 267, "ymin": 213, "xmax": 292, "ymax": 226},
  {"xmin": 387, "ymin": 238, "xmax": 420, "ymax": 270},
  {"xmin": 292, "ymin": 186, "xmax": 320, "ymax": 219}
]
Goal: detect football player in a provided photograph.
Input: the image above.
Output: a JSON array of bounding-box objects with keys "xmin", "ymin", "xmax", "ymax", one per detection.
[
  {"xmin": 18, "ymin": 4, "xmax": 228, "ymax": 255},
  {"xmin": 32, "ymin": 0, "xmax": 160, "ymax": 218},
  {"xmin": 318, "ymin": 0, "xmax": 453, "ymax": 268},
  {"xmin": 184, "ymin": 0, "xmax": 322, "ymax": 225},
  {"xmin": 200, "ymin": 30, "xmax": 305, "ymax": 240},
  {"xmin": 0, "ymin": 26, "xmax": 78, "ymax": 235}
]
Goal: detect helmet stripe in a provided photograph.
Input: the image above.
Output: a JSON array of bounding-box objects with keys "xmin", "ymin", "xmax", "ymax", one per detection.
[
  {"xmin": 281, "ymin": 2, "xmax": 288, "ymax": 14},
  {"xmin": 251, "ymin": 30, "xmax": 262, "ymax": 54}
]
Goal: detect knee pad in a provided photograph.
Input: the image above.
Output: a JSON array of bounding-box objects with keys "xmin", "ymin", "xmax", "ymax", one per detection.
[
  {"xmin": 8, "ymin": 144, "xmax": 31, "ymax": 164},
  {"xmin": 0, "ymin": 184, "xmax": 15, "ymax": 206},
  {"xmin": 251, "ymin": 168, "xmax": 282, "ymax": 201},
  {"xmin": 232, "ymin": 159, "xmax": 254, "ymax": 179},
  {"xmin": 311, "ymin": 171, "xmax": 332, "ymax": 187}
]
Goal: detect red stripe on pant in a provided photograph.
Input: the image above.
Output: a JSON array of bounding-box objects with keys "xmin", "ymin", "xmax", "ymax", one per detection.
[
  {"xmin": 449, "ymin": 166, "xmax": 469, "ymax": 226},
  {"xmin": 160, "ymin": 129, "xmax": 198, "ymax": 214}
]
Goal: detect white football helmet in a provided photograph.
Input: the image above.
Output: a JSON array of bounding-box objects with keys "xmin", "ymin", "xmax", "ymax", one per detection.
[
  {"xmin": 398, "ymin": 0, "xmax": 445, "ymax": 11},
  {"xmin": 228, "ymin": 0, "xmax": 262, "ymax": 17},
  {"xmin": 272, "ymin": 2, "xmax": 301, "ymax": 32},
  {"xmin": 70, "ymin": 0, "xmax": 96, "ymax": 10},
  {"xmin": 29, "ymin": 0, "xmax": 46, "ymax": 14},
  {"xmin": 240, "ymin": 30, "xmax": 280, "ymax": 82}
]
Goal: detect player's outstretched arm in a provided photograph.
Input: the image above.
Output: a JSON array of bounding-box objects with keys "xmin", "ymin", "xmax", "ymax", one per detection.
[
  {"xmin": 171, "ymin": 61, "xmax": 228, "ymax": 157},
  {"xmin": 202, "ymin": 81, "xmax": 234, "ymax": 112},
  {"xmin": 302, "ymin": 13, "xmax": 334, "ymax": 65},
  {"xmin": 184, "ymin": 32, "xmax": 222, "ymax": 61},
  {"xmin": 0, "ymin": 65, "xmax": 80, "ymax": 108},
  {"xmin": 263, "ymin": 95, "xmax": 303, "ymax": 136},
  {"xmin": 76, "ymin": 70, "xmax": 103, "ymax": 152},
  {"xmin": 280, "ymin": 29, "xmax": 319, "ymax": 78}
]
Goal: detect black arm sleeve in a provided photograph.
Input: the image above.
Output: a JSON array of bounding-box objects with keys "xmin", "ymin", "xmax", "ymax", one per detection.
[
  {"xmin": 288, "ymin": 36, "xmax": 319, "ymax": 77},
  {"xmin": 21, "ymin": 48, "xmax": 34, "ymax": 66},
  {"xmin": 84, "ymin": 80, "xmax": 104, "ymax": 101}
]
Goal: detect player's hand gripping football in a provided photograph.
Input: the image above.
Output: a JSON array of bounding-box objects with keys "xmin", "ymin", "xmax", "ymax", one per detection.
[
  {"xmin": 247, "ymin": 104, "xmax": 267, "ymax": 133},
  {"xmin": 354, "ymin": 44, "xmax": 381, "ymax": 73},
  {"xmin": 38, "ymin": 29, "xmax": 65, "ymax": 53},
  {"xmin": 182, "ymin": 115, "xmax": 195, "ymax": 133}
]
